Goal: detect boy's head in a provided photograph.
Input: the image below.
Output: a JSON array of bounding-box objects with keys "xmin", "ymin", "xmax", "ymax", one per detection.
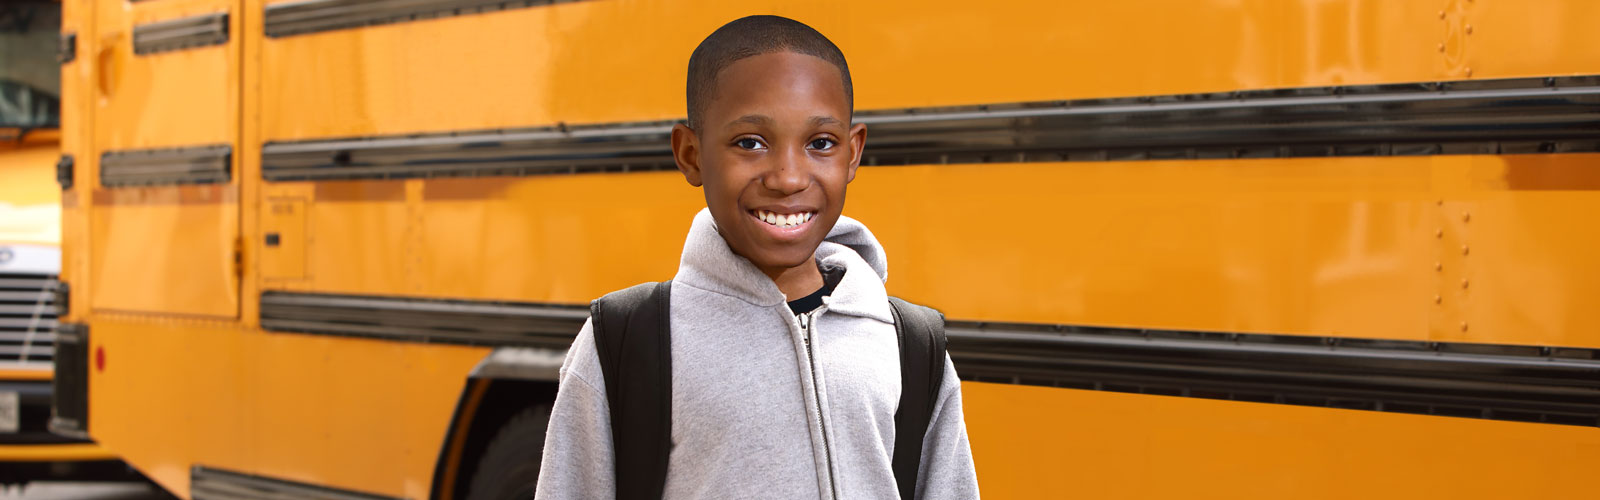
[{"xmin": 672, "ymin": 15, "xmax": 867, "ymax": 278}]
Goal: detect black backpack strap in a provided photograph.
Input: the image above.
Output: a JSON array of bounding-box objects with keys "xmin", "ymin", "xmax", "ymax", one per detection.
[
  {"xmin": 590, "ymin": 280, "xmax": 673, "ymax": 500},
  {"xmin": 887, "ymin": 296, "xmax": 948, "ymax": 500}
]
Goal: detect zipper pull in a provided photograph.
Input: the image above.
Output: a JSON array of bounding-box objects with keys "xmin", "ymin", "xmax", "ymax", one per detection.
[{"xmin": 798, "ymin": 312, "xmax": 812, "ymax": 348}]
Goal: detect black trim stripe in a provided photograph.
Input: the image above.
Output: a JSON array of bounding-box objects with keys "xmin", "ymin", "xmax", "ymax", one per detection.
[
  {"xmin": 133, "ymin": 12, "xmax": 230, "ymax": 55},
  {"xmin": 101, "ymin": 145, "xmax": 232, "ymax": 187},
  {"xmin": 259, "ymin": 291, "xmax": 588, "ymax": 349},
  {"xmin": 261, "ymin": 75, "xmax": 1600, "ymax": 181},
  {"xmin": 259, "ymin": 291, "xmax": 1600, "ymax": 427},
  {"xmin": 264, "ymin": 0, "xmax": 586, "ymax": 38},
  {"xmin": 948, "ymin": 321, "xmax": 1600, "ymax": 427},
  {"xmin": 191, "ymin": 466, "xmax": 399, "ymax": 500},
  {"xmin": 263, "ymin": 122, "xmax": 676, "ymax": 181}
]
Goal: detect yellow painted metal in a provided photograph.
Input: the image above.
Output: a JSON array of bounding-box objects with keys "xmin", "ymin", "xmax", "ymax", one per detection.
[
  {"xmin": 259, "ymin": 198, "xmax": 306, "ymax": 280},
  {"xmin": 60, "ymin": 0, "xmax": 93, "ymax": 323},
  {"xmin": 68, "ymin": 0, "xmax": 1600, "ymax": 499},
  {"xmin": 268, "ymin": 153, "xmax": 1600, "ymax": 348},
  {"xmin": 93, "ymin": 0, "xmax": 236, "ymax": 150},
  {"xmin": 87, "ymin": 316, "xmax": 490, "ymax": 498},
  {"xmin": 0, "ymin": 443, "xmax": 117, "ymax": 462},
  {"xmin": 259, "ymin": 0, "xmax": 1600, "ymax": 140},
  {"xmin": 963, "ymin": 381, "xmax": 1600, "ymax": 499},
  {"xmin": 85, "ymin": 0, "xmax": 242, "ymax": 318},
  {"xmin": 0, "ymin": 368, "xmax": 51, "ymax": 382},
  {"xmin": 88, "ymin": 186, "xmax": 240, "ymax": 317}
]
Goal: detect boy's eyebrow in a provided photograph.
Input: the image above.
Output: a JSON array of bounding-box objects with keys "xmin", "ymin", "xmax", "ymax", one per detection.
[
  {"xmin": 726, "ymin": 114, "xmax": 772, "ymax": 128},
  {"xmin": 810, "ymin": 116, "xmax": 842, "ymax": 127},
  {"xmin": 722, "ymin": 115, "xmax": 845, "ymax": 129}
]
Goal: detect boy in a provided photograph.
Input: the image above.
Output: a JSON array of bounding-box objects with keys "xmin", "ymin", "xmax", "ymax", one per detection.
[{"xmin": 536, "ymin": 15, "xmax": 979, "ymax": 499}]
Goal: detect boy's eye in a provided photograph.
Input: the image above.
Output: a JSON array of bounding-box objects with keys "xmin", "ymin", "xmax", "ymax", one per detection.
[
  {"xmin": 808, "ymin": 138, "xmax": 837, "ymax": 150},
  {"xmin": 736, "ymin": 138, "xmax": 766, "ymax": 150}
]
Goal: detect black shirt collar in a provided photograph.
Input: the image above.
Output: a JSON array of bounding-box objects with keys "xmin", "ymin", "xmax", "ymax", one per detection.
[{"xmin": 786, "ymin": 263, "xmax": 846, "ymax": 316}]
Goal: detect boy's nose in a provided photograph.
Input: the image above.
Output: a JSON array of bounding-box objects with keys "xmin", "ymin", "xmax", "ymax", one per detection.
[{"xmin": 760, "ymin": 148, "xmax": 809, "ymax": 195}]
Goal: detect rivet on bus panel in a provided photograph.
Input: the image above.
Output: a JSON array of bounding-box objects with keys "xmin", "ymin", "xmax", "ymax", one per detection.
[
  {"xmin": 1434, "ymin": 295, "xmax": 1442, "ymax": 305},
  {"xmin": 1462, "ymin": 246, "xmax": 1470, "ymax": 256},
  {"xmin": 1462, "ymin": 212, "xmax": 1470, "ymax": 222},
  {"xmin": 1435, "ymin": 262, "xmax": 1443, "ymax": 272},
  {"xmin": 1466, "ymin": 67, "xmax": 1474, "ymax": 77},
  {"xmin": 1438, "ymin": 10, "xmax": 1446, "ymax": 19},
  {"xmin": 1461, "ymin": 322, "xmax": 1470, "ymax": 332},
  {"xmin": 1435, "ymin": 229, "xmax": 1444, "ymax": 238},
  {"xmin": 1461, "ymin": 279, "xmax": 1470, "ymax": 289},
  {"xmin": 1466, "ymin": 25, "xmax": 1473, "ymax": 35},
  {"xmin": 1437, "ymin": 43, "xmax": 1446, "ymax": 53}
]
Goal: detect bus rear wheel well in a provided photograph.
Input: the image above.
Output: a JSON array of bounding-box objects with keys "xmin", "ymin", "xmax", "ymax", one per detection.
[{"xmin": 433, "ymin": 378, "xmax": 558, "ymax": 500}]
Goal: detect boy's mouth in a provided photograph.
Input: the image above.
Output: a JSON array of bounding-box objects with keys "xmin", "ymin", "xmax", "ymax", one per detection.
[{"xmin": 749, "ymin": 209, "xmax": 816, "ymax": 229}]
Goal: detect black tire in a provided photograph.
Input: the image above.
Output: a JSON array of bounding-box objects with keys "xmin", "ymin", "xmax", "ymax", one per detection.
[{"xmin": 465, "ymin": 405, "xmax": 551, "ymax": 500}]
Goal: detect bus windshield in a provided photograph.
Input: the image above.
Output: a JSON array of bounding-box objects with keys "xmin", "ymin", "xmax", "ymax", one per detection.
[{"xmin": 0, "ymin": 1, "xmax": 61, "ymax": 132}]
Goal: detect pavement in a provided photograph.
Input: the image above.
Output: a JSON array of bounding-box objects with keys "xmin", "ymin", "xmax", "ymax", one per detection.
[{"xmin": 0, "ymin": 482, "xmax": 173, "ymax": 500}]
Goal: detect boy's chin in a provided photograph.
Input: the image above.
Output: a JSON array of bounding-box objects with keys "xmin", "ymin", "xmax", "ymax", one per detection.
[{"xmin": 734, "ymin": 243, "xmax": 818, "ymax": 274}]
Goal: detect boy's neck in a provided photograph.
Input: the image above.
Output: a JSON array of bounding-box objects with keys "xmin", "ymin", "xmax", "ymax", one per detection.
[{"xmin": 760, "ymin": 256, "xmax": 825, "ymax": 301}]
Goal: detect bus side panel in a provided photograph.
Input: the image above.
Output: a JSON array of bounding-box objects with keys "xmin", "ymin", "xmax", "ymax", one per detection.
[
  {"xmin": 86, "ymin": 316, "xmax": 490, "ymax": 498},
  {"xmin": 259, "ymin": 0, "xmax": 1600, "ymax": 140},
  {"xmin": 1442, "ymin": 156, "xmax": 1600, "ymax": 347},
  {"xmin": 283, "ymin": 155, "xmax": 1600, "ymax": 348}
]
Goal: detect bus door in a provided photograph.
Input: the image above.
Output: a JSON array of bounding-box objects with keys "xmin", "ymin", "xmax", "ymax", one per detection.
[{"xmin": 87, "ymin": 0, "xmax": 242, "ymax": 318}]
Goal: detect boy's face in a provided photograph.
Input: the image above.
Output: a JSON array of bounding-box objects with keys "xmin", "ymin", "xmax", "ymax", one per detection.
[{"xmin": 672, "ymin": 51, "xmax": 867, "ymax": 275}]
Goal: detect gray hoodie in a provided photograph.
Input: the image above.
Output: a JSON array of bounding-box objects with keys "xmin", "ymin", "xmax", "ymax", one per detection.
[{"xmin": 535, "ymin": 208, "xmax": 979, "ymax": 500}]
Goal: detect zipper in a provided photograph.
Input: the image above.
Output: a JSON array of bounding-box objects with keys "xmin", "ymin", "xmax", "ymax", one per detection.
[{"xmin": 798, "ymin": 310, "xmax": 840, "ymax": 499}]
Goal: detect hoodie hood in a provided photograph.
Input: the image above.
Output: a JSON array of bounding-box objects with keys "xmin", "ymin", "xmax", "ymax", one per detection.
[{"xmin": 675, "ymin": 208, "xmax": 893, "ymax": 323}]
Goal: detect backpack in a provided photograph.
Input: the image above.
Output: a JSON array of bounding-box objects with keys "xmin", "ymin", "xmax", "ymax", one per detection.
[{"xmin": 589, "ymin": 280, "xmax": 948, "ymax": 500}]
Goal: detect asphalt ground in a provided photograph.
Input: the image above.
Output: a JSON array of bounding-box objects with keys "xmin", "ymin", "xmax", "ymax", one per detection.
[{"xmin": 0, "ymin": 481, "xmax": 173, "ymax": 500}]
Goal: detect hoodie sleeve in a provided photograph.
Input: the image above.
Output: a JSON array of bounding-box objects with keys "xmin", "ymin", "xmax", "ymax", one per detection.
[
  {"xmin": 915, "ymin": 354, "xmax": 981, "ymax": 499},
  {"xmin": 534, "ymin": 319, "xmax": 617, "ymax": 500}
]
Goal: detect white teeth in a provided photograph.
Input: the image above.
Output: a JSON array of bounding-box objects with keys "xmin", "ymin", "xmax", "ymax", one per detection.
[{"xmin": 754, "ymin": 210, "xmax": 816, "ymax": 227}]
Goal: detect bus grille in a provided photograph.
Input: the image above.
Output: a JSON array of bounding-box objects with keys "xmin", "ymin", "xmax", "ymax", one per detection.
[{"xmin": 0, "ymin": 272, "xmax": 58, "ymax": 366}]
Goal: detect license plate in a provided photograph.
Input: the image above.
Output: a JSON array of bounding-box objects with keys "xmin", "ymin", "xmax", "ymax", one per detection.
[{"xmin": 0, "ymin": 391, "xmax": 16, "ymax": 433}]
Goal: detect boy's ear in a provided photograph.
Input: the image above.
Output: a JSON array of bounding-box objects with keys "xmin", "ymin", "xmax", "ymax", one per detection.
[
  {"xmin": 846, "ymin": 122, "xmax": 868, "ymax": 183},
  {"xmin": 671, "ymin": 123, "xmax": 704, "ymax": 187}
]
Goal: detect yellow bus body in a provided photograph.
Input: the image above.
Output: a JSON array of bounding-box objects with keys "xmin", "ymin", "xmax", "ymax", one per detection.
[{"xmin": 58, "ymin": 0, "xmax": 1600, "ymax": 498}]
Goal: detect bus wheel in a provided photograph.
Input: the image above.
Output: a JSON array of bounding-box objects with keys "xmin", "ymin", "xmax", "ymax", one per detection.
[{"xmin": 465, "ymin": 405, "xmax": 551, "ymax": 500}]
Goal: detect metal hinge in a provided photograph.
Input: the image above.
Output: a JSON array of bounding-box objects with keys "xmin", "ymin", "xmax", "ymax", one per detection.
[
  {"xmin": 233, "ymin": 237, "xmax": 244, "ymax": 280},
  {"xmin": 58, "ymin": 32, "xmax": 76, "ymax": 64},
  {"xmin": 56, "ymin": 154, "xmax": 74, "ymax": 190},
  {"xmin": 54, "ymin": 281, "xmax": 70, "ymax": 319}
]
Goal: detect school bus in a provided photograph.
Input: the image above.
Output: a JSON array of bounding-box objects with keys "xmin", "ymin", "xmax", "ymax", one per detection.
[
  {"xmin": 55, "ymin": 0, "xmax": 1599, "ymax": 498},
  {"xmin": 0, "ymin": 0, "xmax": 122, "ymax": 484}
]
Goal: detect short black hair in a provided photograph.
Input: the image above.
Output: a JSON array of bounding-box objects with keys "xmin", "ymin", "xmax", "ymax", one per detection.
[{"xmin": 685, "ymin": 15, "xmax": 853, "ymax": 131}]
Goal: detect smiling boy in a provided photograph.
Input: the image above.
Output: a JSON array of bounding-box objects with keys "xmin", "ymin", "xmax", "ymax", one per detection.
[{"xmin": 535, "ymin": 15, "xmax": 979, "ymax": 500}]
